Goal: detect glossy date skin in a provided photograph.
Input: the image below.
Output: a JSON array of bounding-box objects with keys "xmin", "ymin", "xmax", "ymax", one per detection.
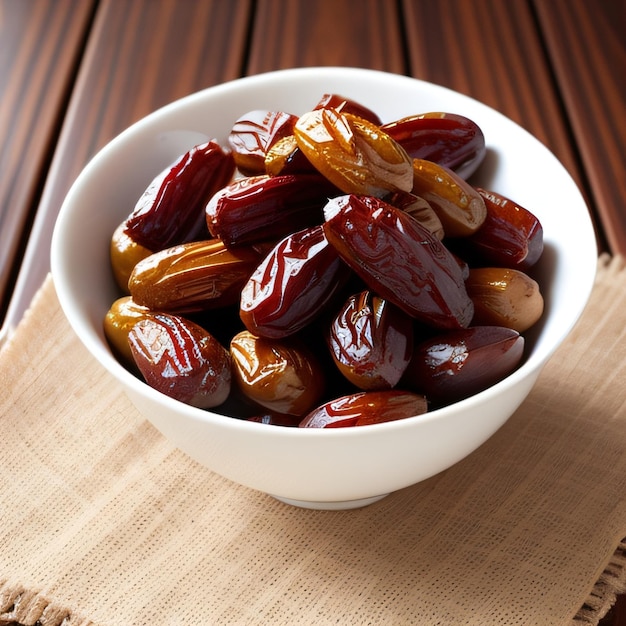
[
  {"xmin": 240, "ymin": 225, "xmax": 351, "ymax": 338},
  {"xmin": 323, "ymin": 194, "xmax": 474, "ymax": 329},
  {"xmin": 313, "ymin": 93, "xmax": 383, "ymax": 125},
  {"xmin": 264, "ymin": 135, "xmax": 316, "ymax": 176},
  {"xmin": 466, "ymin": 267, "xmax": 544, "ymax": 333},
  {"xmin": 385, "ymin": 191, "xmax": 444, "ymax": 239},
  {"xmin": 128, "ymin": 313, "xmax": 231, "ymax": 409},
  {"xmin": 106, "ymin": 94, "xmax": 541, "ymax": 421},
  {"xmin": 103, "ymin": 295, "xmax": 152, "ymax": 367},
  {"xmin": 402, "ymin": 326, "xmax": 524, "ymax": 405},
  {"xmin": 128, "ymin": 239, "xmax": 261, "ymax": 313},
  {"xmin": 294, "ymin": 109, "xmax": 413, "ymax": 197},
  {"xmin": 381, "ymin": 112, "xmax": 486, "ymax": 179},
  {"xmin": 110, "ymin": 222, "xmax": 154, "ymax": 293},
  {"xmin": 230, "ymin": 330, "xmax": 325, "ymax": 416},
  {"xmin": 411, "ymin": 158, "xmax": 487, "ymax": 237},
  {"xmin": 206, "ymin": 173, "xmax": 339, "ymax": 247},
  {"xmin": 299, "ymin": 390, "xmax": 428, "ymax": 428},
  {"xmin": 466, "ymin": 188, "xmax": 544, "ymax": 269},
  {"xmin": 125, "ymin": 141, "xmax": 235, "ymax": 250},
  {"xmin": 228, "ymin": 110, "xmax": 298, "ymax": 176},
  {"xmin": 329, "ymin": 290, "xmax": 414, "ymax": 390}
]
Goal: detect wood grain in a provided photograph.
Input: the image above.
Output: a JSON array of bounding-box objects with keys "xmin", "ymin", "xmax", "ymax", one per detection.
[
  {"xmin": 246, "ymin": 0, "xmax": 407, "ymax": 73},
  {"xmin": 0, "ymin": 0, "xmax": 96, "ymax": 316},
  {"xmin": 401, "ymin": 0, "xmax": 588, "ymax": 202},
  {"xmin": 533, "ymin": 0, "xmax": 626, "ymax": 255},
  {"xmin": 3, "ymin": 0, "xmax": 252, "ymax": 332}
]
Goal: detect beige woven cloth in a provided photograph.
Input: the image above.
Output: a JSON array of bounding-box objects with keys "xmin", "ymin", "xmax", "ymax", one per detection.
[{"xmin": 1, "ymin": 256, "xmax": 626, "ymax": 626}]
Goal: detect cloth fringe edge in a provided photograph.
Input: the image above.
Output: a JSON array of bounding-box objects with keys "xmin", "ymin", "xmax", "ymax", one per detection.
[
  {"xmin": 573, "ymin": 539, "xmax": 626, "ymax": 624},
  {"xmin": 0, "ymin": 580, "xmax": 96, "ymax": 626}
]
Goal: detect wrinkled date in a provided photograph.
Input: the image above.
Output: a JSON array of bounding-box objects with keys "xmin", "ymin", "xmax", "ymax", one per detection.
[
  {"xmin": 228, "ymin": 110, "xmax": 298, "ymax": 176},
  {"xmin": 299, "ymin": 390, "xmax": 428, "ymax": 428},
  {"xmin": 411, "ymin": 158, "xmax": 487, "ymax": 237},
  {"xmin": 230, "ymin": 330, "xmax": 325, "ymax": 416},
  {"xmin": 128, "ymin": 313, "xmax": 231, "ymax": 409},
  {"xmin": 385, "ymin": 191, "xmax": 444, "ymax": 239},
  {"xmin": 128, "ymin": 239, "xmax": 261, "ymax": 313},
  {"xmin": 323, "ymin": 194, "xmax": 474, "ymax": 329},
  {"xmin": 124, "ymin": 141, "xmax": 235, "ymax": 250},
  {"xmin": 402, "ymin": 326, "xmax": 525, "ymax": 405},
  {"xmin": 328, "ymin": 290, "xmax": 414, "ymax": 390},
  {"xmin": 206, "ymin": 173, "xmax": 339, "ymax": 247},
  {"xmin": 106, "ymin": 92, "xmax": 546, "ymax": 425},
  {"xmin": 240, "ymin": 225, "xmax": 351, "ymax": 338},
  {"xmin": 466, "ymin": 188, "xmax": 544, "ymax": 268},
  {"xmin": 294, "ymin": 109, "xmax": 413, "ymax": 197},
  {"xmin": 381, "ymin": 112, "xmax": 486, "ymax": 179}
]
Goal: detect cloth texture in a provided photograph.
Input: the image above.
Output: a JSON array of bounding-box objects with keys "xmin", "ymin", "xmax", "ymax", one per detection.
[{"xmin": 1, "ymin": 256, "xmax": 626, "ymax": 625}]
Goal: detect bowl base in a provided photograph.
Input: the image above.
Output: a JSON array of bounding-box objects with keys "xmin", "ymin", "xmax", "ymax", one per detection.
[{"xmin": 271, "ymin": 493, "xmax": 389, "ymax": 510}]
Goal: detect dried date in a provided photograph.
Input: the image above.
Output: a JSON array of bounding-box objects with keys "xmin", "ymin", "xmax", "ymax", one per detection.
[
  {"xmin": 465, "ymin": 267, "xmax": 544, "ymax": 332},
  {"xmin": 299, "ymin": 390, "xmax": 428, "ymax": 428},
  {"xmin": 240, "ymin": 225, "xmax": 351, "ymax": 338},
  {"xmin": 103, "ymin": 296, "xmax": 153, "ymax": 367},
  {"xmin": 381, "ymin": 112, "xmax": 486, "ymax": 179},
  {"xmin": 125, "ymin": 141, "xmax": 235, "ymax": 250},
  {"xmin": 411, "ymin": 158, "xmax": 487, "ymax": 237},
  {"xmin": 206, "ymin": 173, "xmax": 339, "ymax": 247},
  {"xmin": 128, "ymin": 313, "xmax": 231, "ymax": 409},
  {"xmin": 466, "ymin": 188, "xmax": 544, "ymax": 269},
  {"xmin": 128, "ymin": 239, "xmax": 261, "ymax": 313},
  {"xmin": 402, "ymin": 326, "xmax": 524, "ymax": 405},
  {"xmin": 110, "ymin": 222, "xmax": 154, "ymax": 293},
  {"xmin": 323, "ymin": 194, "xmax": 474, "ymax": 329},
  {"xmin": 228, "ymin": 110, "xmax": 298, "ymax": 175},
  {"xmin": 230, "ymin": 330, "xmax": 325, "ymax": 416},
  {"xmin": 328, "ymin": 290, "xmax": 414, "ymax": 390},
  {"xmin": 313, "ymin": 93, "xmax": 383, "ymax": 125},
  {"xmin": 294, "ymin": 109, "xmax": 413, "ymax": 197}
]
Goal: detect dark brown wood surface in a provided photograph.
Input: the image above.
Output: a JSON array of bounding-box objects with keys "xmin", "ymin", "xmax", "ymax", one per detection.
[
  {"xmin": 534, "ymin": 0, "xmax": 626, "ymax": 254},
  {"xmin": 0, "ymin": 0, "xmax": 624, "ymax": 621},
  {"xmin": 0, "ymin": 0, "xmax": 96, "ymax": 316}
]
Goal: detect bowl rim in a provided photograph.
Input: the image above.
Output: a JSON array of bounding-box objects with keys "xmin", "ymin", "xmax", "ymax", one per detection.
[{"xmin": 51, "ymin": 66, "xmax": 598, "ymax": 439}]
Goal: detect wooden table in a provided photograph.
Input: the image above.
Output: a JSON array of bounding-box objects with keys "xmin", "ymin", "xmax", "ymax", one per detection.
[{"xmin": 0, "ymin": 0, "xmax": 624, "ymax": 621}]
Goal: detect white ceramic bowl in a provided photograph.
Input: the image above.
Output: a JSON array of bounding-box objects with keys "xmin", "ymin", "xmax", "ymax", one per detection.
[{"xmin": 51, "ymin": 67, "xmax": 597, "ymax": 509}]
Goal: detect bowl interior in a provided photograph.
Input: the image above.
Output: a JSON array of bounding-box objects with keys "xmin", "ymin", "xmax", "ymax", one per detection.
[{"xmin": 51, "ymin": 67, "xmax": 597, "ymax": 430}]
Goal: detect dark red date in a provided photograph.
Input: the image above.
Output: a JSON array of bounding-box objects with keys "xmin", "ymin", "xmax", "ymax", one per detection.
[
  {"xmin": 323, "ymin": 194, "xmax": 474, "ymax": 329},
  {"xmin": 466, "ymin": 188, "xmax": 544, "ymax": 269},
  {"xmin": 299, "ymin": 390, "xmax": 428, "ymax": 428},
  {"xmin": 328, "ymin": 290, "xmax": 414, "ymax": 390},
  {"xmin": 240, "ymin": 225, "xmax": 351, "ymax": 338},
  {"xmin": 206, "ymin": 173, "xmax": 339, "ymax": 247},
  {"xmin": 381, "ymin": 112, "xmax": 486, "ymax": 179},
  {"xmin": 228, "ymin": 110, "xmax": 298, "ymax": 176},
  {"xmin": 402, "ymin": 325, "xmax": 524, "ymax": 405},
  {"xmin": 314, "ymin": 93, "xmax": 383, "ymax": 125},
  {"xmin": 128, "ymin": 313, "xmax": 231, "ymax": 408},
  {"xmin": 125, "ymin": 141, "xmax": 235, "ymax": 250}
]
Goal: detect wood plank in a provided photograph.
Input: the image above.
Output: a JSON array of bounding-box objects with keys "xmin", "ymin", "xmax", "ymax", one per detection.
[
  {"xmin": 401, "ymin": 0, "xmax": 603, "ymax": 246},
  {"xmin": 2, "ymin": 0, "xmax": 252, "ymax": 339},
  {"xmin": 533, "ymin": 0, "xmax": 626, "ymax": 255},
  {"xmin": 0, "ymin": 0, "xmax": 96, "ymax": 318},
  {"xmin": 246, "ymin": 0, "xmax": 406, "ymax": 73}
]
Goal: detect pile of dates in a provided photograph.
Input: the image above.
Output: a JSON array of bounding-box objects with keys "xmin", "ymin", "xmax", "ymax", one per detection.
[{"xmin": 104, "ymin": 94, "xmax": 544, "ymax": 428}]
